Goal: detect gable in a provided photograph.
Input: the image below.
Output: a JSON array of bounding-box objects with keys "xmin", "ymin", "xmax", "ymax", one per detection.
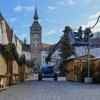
[{"xmin": 1, "ymin": 20, "xmax": 9, "ymax": 45}]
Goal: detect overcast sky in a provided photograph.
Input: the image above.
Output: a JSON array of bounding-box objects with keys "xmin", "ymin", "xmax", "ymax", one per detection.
[{"xmin": 0, "ymin": 0, "xmax": 100, "ymax": 44}]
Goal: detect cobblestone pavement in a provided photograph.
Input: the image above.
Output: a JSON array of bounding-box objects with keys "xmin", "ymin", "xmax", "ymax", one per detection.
[{"xmin": 0, "ymin": 77, "xmax": 100, "ymax": 100}]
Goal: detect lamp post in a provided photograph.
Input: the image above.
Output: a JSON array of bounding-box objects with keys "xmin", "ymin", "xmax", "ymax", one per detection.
[
  {"xmin": 84, "ymin": 31, "xmax": 93, "ymax": 83},
  {"xmin": 87, "ymin": 45, "xmax": 90, "ymax": 77}
]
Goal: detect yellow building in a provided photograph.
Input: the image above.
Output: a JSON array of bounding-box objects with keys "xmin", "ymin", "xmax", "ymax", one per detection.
[
  {"xmin": 0, "ymin": 11, "xmax": 30, "ymax": 88},
  {"xmin": 0, "ymin": 20, "xmax": 9, "ymax": 45},
  {"xmin": 0, "ymin": 45, "xmax": 9, "ymax": 90},
  {"xmin": 15, "ymin": 36, "xmax": 22, "ymax": 56},
  {"xmin": 2, "ymin": 20, "xmax": 9, "ymax": 45}
]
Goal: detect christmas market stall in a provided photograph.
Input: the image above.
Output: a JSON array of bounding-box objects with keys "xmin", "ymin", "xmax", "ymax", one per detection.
[
  {"xmin": 5, "ymin": 43, "xmax": 20, "ymax": 85},
  {"xmin": 66, "ymin": 55, "xmax": 94, "ymax": 82},
  {"xmin": 91, "ymin": 57, "xmax": 100, "ymax": 83},
  {"xmin": 0, "ymin": 45, "xmax": 9, "ymax": 90}
]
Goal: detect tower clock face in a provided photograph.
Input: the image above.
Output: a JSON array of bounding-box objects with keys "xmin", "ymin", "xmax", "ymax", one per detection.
[
  {"xmin": 32, "ymin": 34, "xmax": 41, "ymax": 43},
  {"xmin": 33, "ymin": 34, "xmax": 39, "ymax": 39}
]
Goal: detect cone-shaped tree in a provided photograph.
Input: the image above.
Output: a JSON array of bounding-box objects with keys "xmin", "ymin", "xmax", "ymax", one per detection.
[{"xmin": 59, "ymin": 26, "xmax": 75, "ymax": 76}]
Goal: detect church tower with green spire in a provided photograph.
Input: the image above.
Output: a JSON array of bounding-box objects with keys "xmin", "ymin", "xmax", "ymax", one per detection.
[{"xmin": 30, "ymin": 8, "xmax": 42, "ymax": 67}]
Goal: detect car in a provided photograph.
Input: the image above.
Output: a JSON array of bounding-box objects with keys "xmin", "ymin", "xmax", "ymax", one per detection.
[{"xmin": 38, "ymin": 66, "xmax": 57, "ymax": 81}]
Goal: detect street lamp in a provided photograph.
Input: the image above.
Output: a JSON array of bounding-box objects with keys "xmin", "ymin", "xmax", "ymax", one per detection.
[{"xmin": 84, "ymin": 33, "xmax": 93, "ymax": 83}]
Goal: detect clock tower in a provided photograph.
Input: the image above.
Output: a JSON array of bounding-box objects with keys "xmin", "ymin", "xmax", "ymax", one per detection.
[{"xmin": 30, "ymin": 8, "xmax": 42, "ymax": 67}]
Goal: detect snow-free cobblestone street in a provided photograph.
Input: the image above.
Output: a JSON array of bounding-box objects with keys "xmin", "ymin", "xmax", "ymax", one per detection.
[{"xmin": 0, "ymin": 77, "xmax": 100, "ymax": 100}]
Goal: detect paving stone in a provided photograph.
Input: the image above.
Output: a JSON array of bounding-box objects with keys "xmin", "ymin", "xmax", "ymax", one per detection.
[{"xmin": 0, "ymin": 77, "xmax": 100, "ymax": 100}]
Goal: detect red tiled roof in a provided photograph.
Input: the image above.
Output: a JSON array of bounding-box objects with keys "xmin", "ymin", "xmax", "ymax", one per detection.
[{"xmin": 42, "ymin": 43, "xmax": 51, "ymax": 51}]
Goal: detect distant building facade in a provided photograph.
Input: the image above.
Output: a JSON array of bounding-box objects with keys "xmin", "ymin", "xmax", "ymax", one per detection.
[
  {"xmin": 41, "ymin": 43, "xmax": 51, "ymax": 66},
  {"xmin": 22, "ymin": 43, "xmax": 31, "ymax": 61},
  {"xmin": 75, "ymin": 37, "xmax": 100, "ymax": 57}
]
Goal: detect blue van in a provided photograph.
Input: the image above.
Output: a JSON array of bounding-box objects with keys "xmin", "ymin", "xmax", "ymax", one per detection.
[{"xmin": 38, "ymin": 66, "xmax": 57, "ymax": 81}]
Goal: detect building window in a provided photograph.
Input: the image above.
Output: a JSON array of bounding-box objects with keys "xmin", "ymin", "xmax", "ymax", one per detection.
[
  {"xmin": 45, "ymin": 51, "xmax": 48, "ymax": 54},
  {"xmin": 43, "ymin": 56, "xmax": 45, "ymax": 58},
  {"xmin": 43, "ymin": 61, "xmax": 45, "ymax": 63}
]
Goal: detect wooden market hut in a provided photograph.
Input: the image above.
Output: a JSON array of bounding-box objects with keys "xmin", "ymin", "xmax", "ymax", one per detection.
[
  {"xmin": 19, "ymin": 56, "xmax": 31, "ymax": 82},
  {"xmin": 3, "ymin": 44, "xmax": 28, "ymax": 85},
  {"xmin": 8, "ymin": 55, "xmax": 19, "ymax": 85},
  {"xmin": 6, "ymin": 44, "xmax": 20, "ymax": 85},
  {"xmin": 19, "ymin": 65, "xmax": 30, "ymax": 82},
  {"xmin": 0, "ymin": 45, "xmax": 9, "ymax": 90},
  {"xmin": 0, "ymin": 12, "xmax": 19, "ymax": 85},
  {"xmin": 91, "ymin": 57, "xmax": 100, "ymax": 83},
  {"xmin": 66, "ymin": 55, "xmax": 94, "ymax": 82},
  {"xmin": 0, "ymin": 11, "xmax": 29, "ymax": 85}
]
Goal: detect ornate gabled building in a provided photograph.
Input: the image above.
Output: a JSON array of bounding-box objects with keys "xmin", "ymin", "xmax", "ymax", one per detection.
[{"xmin": 30, "ymin": 8, "xmax": 42, "ymax": 67}]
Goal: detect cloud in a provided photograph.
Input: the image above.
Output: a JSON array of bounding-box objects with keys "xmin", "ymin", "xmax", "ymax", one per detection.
[
  {"xmin": 59, "ymin": 1, "xmax": 66, "ymax": 5},
  {"xmin": 46, "ymin": 30, "xmax": 56, "ymax": 36},
  {"xmin": 40, "ymin": 18, "xmax": 56, "ymax": 24},
  {"xmin": 82, "ymin": 14, "xmax": 88, "ymax": 18},
  {"xmin": 44, "ymin": 28, "xmax": 63, "ymax": 36},
  {"xmin": 85, "ymin": 0, "xmax": 90, "ymax": 3},
  {"xmin": 82, "ymin": 12, "xmax": 100, "ymax": 32},
  {"xmin": 21, "ymin": 24, "xmax": 29, "ymax": 28},
  {"xmin": 94, "ymin": 6, "xmax": 99, "ymax": 9},
  {"xmin": 10, "ymin": 18, "xmax": 17, "ymax": 23},
  {"xmin": 89, "ymin": 12, "xmax": 100, "ymax": 19},
  {"xmin": 56, "ymin": 0, "xmax": 75, "ymax": 7},
  {"xmin": 14, "ymin": 5, "xmax": 34, "ymax": 13},
  {"xmin": 48, "ymin": 6, "xmax": 57, "ymax": 10},
  {"xmin": 45, "ymin": 18, "xmax": 56, "ymax": 23},
  {"xmin": 14, "ymin": 5, "xmax": 22, "ymax": 12},
  {"xmin": 39, "ymin": 19, "xmax": 44, "ymax": 23},
  {"xmin": 23, "ymin": 13, "xmax": 28, "ymax": 16},
  {"xmin": 25, "ymin": 6, "xmax": 34, "ymax": 11},
  {"xmin": 68, "ymin": 0, "xmax": 75, "ymax": 5}
]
